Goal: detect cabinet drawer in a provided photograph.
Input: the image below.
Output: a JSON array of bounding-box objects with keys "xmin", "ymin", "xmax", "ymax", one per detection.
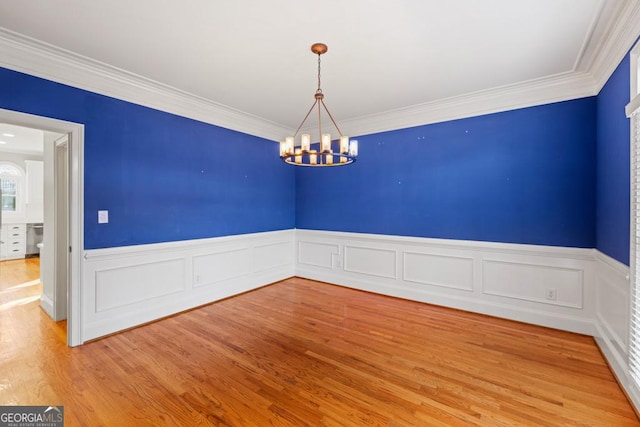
[
  {"xmin": 1, "ymin": 224, "xmax": 26, "ymax": 239},
  {"xmin": 1, "ymin": 245, "xmax": 25, "ymax": 260},
  {"xmin": 4, "ymin": 224, "xmax": 26, "ymax": 232},
  {"xmin": 0, "ymin": 223, "xmax": 26, "ymax": 260}
]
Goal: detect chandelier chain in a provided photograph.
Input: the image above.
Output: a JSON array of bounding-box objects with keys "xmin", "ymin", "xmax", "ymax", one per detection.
[{"xmin": 317, "ymin": 53, "xmax": 322, "ymax": 93}]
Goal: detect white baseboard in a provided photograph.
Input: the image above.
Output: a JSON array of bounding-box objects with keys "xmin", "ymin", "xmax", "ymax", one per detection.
[
  {"xmin": 295, "ymin": 229, "xmax": 597, "ymax": 335},
  {"xmin": 81, "ymin": 230, "xmax": 295, "ymax": 342},
  {"xmin": 40, "ymin": 293, "xmax": 54, "ymax": 318}
]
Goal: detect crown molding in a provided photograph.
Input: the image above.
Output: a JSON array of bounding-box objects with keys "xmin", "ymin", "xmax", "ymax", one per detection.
[
  {"xmin": 339, "ymin": 0, "xmax": 640, "ymax": 138},
  {"xmin": 337, "ymin": 71, "xmax": 597, "ymax": 138},
  {"xmin": 572, "ymin": 0, "xmax": 622, "ymax": 72},
  {"xmin": 0, "ymin": 1, "xmax": 639, "ymax": 143},
  {"xmin": 589, "ymin": 0, "xmax": 640, "ymax": 92},
  {"xmin": 0, "ymin": 28, "xmax": 289, "ymax": 141}
]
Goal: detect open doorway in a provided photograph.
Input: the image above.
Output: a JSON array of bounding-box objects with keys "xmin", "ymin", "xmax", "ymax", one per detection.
[
  {"xmin": 0, "ymin": 108, "xmax": 83, "ymax": 346},
  {"xmin": 0, "ymin": 124, "xmax": 66, "ymax": 333}
]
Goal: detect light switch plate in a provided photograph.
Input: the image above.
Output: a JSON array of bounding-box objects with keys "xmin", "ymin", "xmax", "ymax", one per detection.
[{"xmin": 98, "ymin": 210, "xmax": 109, "ymax": 224}]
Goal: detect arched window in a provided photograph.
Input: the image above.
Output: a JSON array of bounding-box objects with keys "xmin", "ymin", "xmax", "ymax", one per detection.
[{"xmin": 0, "ymin": 162, "xmax": 25, "ymax": 216}]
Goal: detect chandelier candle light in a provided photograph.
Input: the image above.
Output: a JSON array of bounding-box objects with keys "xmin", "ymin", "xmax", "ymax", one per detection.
[{"xmin": 280, "ymin": 43, "xmax": 358, "ymax": 166}]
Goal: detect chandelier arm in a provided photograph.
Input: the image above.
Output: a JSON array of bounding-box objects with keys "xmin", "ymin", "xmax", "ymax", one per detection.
[
  {"xmin": 317, "ymin": 94, "xmax": 323, "ymax": 139},
  {"xmin": 292, "ymin": 99, "xmax": 319, "ymax": 138},
  {"xmin": 320, "ymin": 99, "xmax": 344, "ymax": 136}
]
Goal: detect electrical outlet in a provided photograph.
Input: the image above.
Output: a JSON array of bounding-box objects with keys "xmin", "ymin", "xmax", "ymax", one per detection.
[{"xmin": 545, "ymin": 288, "xmax": 557, "ymax": 301}]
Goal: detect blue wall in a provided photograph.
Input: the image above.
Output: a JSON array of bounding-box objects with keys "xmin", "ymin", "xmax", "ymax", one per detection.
[
  {"xmin": 596, "ymin": 54, "xmax": 631, "ymax": 265},
  {"xmin": 0, "ymin": 67, "xmax": 296, "ymax": 249},
  {"xmin": 296, "ymin": 98, "xmax": 597, "ymax": 248},
  {"xmin": 2, "ymin": 60, "xmax": 632, "ymax": 255}
]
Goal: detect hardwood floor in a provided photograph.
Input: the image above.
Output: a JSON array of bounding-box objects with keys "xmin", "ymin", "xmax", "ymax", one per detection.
[{"xmin": 0, "ymin": 261, "xmax": 638, "ymax": 426}]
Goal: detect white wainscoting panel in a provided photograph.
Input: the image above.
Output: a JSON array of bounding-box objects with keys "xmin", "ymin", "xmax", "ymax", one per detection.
[
  {"xmin": 404, "ymin": 251, "xmax": 474, "ymax": 291},
  {"xmin": 82, "ymin": 230, "xmax": 294, "ymax": 342},
  {"xmin": 344, "ymin": 245, "xmax": 397, "ymax": 279},
  {"xmin": 595, "ymin": 257, "xmax": 629, "ymax": 354},
  {"xmin": 295, "ymin": 229, "xmax": 596, "ymax": 335},
  {"xmin": 96, "ymin": 258, "xmax": 186, "ymax": 312},
  {"xmin": 298, "ymin": 241, "xmax": 338, "ymax": 269},
  {"xmin": 254, "ymin": 241, "xmax": 293, "ymax": 272},
  {"xmin": 593, "ymin": 250, "xmax": 633, "ymax": 406},
  {"xmin": 483, "ymin": 259, "xmax": 583, "ymax": 308},
  {"xmin": 192, "ymin": 248, "xmax": 251, "ymax": 288}
]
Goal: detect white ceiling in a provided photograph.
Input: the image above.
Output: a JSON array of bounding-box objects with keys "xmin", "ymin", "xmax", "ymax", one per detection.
[
  {"xmin": 0, "ymin": 0, "xmax": 633, "ymax": 138},
  {"xmin": 0, "ymin": 123, "xmax": 44, "ymax": 155}
]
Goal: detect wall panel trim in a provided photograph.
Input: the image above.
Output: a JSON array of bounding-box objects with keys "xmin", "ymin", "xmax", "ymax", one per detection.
[
  {"xmin": 295, "ymin": 229, "xmax": 595, "ymax": 335},
  {"xmin": 81, "ymin": 230, "xmax": 294, "ymax": 341},
  {"xmin": 403, "ymin": 251, "xmax": 474, "ymax": 291}
]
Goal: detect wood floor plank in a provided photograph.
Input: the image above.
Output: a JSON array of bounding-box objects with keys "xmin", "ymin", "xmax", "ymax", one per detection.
[{"xmin": 1, "ymin": 262, "xmax": 638, "ymax": 426}]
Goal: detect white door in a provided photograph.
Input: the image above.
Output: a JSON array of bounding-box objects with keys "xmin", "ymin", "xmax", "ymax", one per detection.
[
  {"xmin": 55, "ymin": 136, "xmax": 69, "ymax": 320},
  {"xmin": 41, "ymin": 134, "xmax": 69, "ymax": 321}
]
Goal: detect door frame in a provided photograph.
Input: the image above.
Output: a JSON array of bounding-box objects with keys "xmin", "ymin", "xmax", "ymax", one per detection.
[{"xmin": 0, "ymin": 108, "xmax": 84, "ymax": 346}]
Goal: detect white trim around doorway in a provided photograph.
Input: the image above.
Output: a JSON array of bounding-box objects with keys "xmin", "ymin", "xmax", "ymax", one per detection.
[{"xmin": 0, "ymin": 108, "xmax": 84, "ymax": 346}]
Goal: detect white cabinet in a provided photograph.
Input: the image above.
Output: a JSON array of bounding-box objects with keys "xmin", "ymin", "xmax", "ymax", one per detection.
[
  {"xmin": 25, "ymin": 160, "xmax": 44, "ymax": 223},
  {"xmin": 1, "ymin": 223, "xmax": 26, "ymax": 260}
]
